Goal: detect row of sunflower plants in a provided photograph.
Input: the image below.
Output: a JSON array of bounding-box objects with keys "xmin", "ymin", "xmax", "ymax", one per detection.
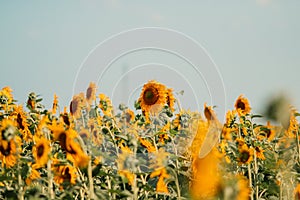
[{"xmin": 0, "ymin": 80, "xmax": 300, "ymax": 200}]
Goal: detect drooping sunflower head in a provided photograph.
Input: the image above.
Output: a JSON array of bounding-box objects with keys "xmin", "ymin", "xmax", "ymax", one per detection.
[
  {"xmin": 70, "ymin": 93, "xmax": 86, "ymax": 118},
  {"xmin": 166, "ymin": 88, "xmax": 175, "ymax": 112},
  {"xmin": 86, "ymin": 82, "xmax": 97, "ymax": 105},
  {"xmin": 138, "ymin": 80, "xmax": 167, "ymax": 117},
  {"xmin": 234, "ymin": 95, "xmax": 251, "ymax": 116},
  {"xmin": 204, "ymin": 103, "xmax": 218, "ymax": 121},
  {"xmin": 79, "ymin": 127, "xmax": 90, "ymax": 143},
  {"xmin": 123, "ymin": 109, "xmax": 135, "ymax": 124},
  {"xmin": 52, "ymin": 94, "xmax": 58, "ymax": 115},
  {"xmin": 33, "ymin": 137, "xmax": 51, "ymax": 167}
]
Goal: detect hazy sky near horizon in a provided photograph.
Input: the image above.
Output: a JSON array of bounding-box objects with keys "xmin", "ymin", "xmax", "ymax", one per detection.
[{"xmin": 1, "ymin": 1, "xmax": 299, "ymax": 120}]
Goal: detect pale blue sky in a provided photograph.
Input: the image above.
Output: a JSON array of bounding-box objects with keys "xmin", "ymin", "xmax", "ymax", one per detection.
[{"xmin": 1, "ymin": 1, "xmax": 299, "ymax": 120}]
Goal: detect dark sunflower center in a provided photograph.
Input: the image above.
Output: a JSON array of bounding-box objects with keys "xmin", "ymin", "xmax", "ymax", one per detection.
[
  {"xmin": 17, "ymin": 113, "xmax": 25, "ymax": 130},
  {"xmin": 143, "ymin": 88, "xmax": 159, "ymax": 105},
  {"xmin": 237, "ymin": 101, "xmax": 245, "ymax": 110},
  {"xmin": 204, "ymin": 107, "xmax": 214, "ymax": 121},
  {"xmin": 0, "ymin": 143, "xmax": 11, "ymax": 156},
  {"xmin": 58, "ymin": 132, "xmax": 67, "ymax": 150},
  {"xmin": 63, "ymin": 167, "xmax": 71, "ymax": 182},
  {"xmin": 70, "ymin": 100, "xmax": 78, "ymax": 115},
  {"xmin": 86, "ymin": 87, "xmax": 92, "ymax": 100},
  {"xmin": 265, "ymin": 129, "xmax": 271, "ymax": 138},
  {"xmin": 37, "ymin": 144, "xmax": 45, "ymax": 158},
  {"xmin": 62, "ymin": 114, "xmax": 70, "ymax": 126},
  {"xmin": 240, "ymin": 151, "xmax": 250, "ymax": 163}
]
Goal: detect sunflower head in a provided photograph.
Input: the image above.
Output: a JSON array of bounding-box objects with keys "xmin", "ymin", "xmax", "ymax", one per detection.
[
  {"xmin": 138, "ymin": 80, "xmax": 167, "ymax": 119},
  {"xmin": 235, "ymin": 95, "xmax": 251, "ymax": 116},
  {"xmin": 0, "ymin": 136, "xmax": 21, "ymax": 168},
  {"xmin": 70, "ymin": 93, "xmax": 86, "ymax": 118},
  {"xmin": 52, "ymin": 94, "xmax": 58, "ymax": 114},
  {"xmin": 238, "ymin": 144, "xmax": 254, "ymax": 164},
  {"xmin": 99, "ymin": 93, "xmax": 113, "ymax": 116},
  {"xmin": 123, "ymin": 109, "xmax": 135, "ymax": 123},
  {"xmin": 255, "ymin": 146, "xmax": 265, "ymax": 160},
  {"xmin": 166, "ymin": 88, "xmax": 175, "ymax": 112},
  {"xmin": 86, "ymin": 82, "xmax": 97, "ymax": 105},
  {"xmin": 204, "ymin": 103, "xmax": 218, "ymax": 121},
  {"xmin": 33, "ymin": 137, "xmax": 51, "ymax": 167},
  {"xmin": 0, "ymin": 87, "xmax": 13, "ymax": 108},
  {"xmin": 53, "ymin": 164, "xmax": 77, "ymax": 187},
  {"xmin": 0, "ymin": 119, "xmax": 17, "ymax": 141}
]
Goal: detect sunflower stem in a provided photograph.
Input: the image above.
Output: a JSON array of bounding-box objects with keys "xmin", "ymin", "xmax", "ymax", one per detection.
[
  {"xmin": 172, "ymin": 137, "xmax": 181, "ymax": 198},
  {"xmin": 88, "ymin": 159, "xmax": 94, "ymax": 199},
  {"xmin": 248, "ymin": 163, "xmax": 254, "ymax": 200},
  {"xmin": 254, "ymin": 151, "xmax": 259, "ymax": 200},
  {"xmin": 47, "ymin": 159, "xmax": 54, "ymax": 199},
  {"xmin": 17, "ymin": 162, "xmax": 24, "ymax": 200},
  {"xmin": 295, "ymin": 127, "xmax": 300, "ymax": 163},
  {"xmin": 176, "ymin": 98, "xmax": 182, "ymax": 112}
]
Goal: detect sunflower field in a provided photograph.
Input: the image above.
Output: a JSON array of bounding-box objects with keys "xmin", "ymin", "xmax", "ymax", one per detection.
[{"xmin": 0, "ymin": 80, "xmax": 300, "ymax": 200}]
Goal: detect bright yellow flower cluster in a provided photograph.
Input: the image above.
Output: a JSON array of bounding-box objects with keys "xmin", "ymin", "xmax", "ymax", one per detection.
[{"xmin": 0, "ymin": 82, "xmax": 299, "ymax": 199}]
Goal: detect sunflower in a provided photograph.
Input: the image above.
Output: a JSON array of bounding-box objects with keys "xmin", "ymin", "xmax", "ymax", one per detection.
[
  {"xmin": 158, "ymin": 123, "xmax": 170, "ymax": 144},
  {"xmin": 25, "ymin": 163, "xmax": 41, "ymax": 185},
  {"xmin": 66, "ymin": 139, "xmax": 89, "ymax": 168},
  {"xmin": 0, "ymin": 136, "xmax": 21, "ymax": 168},
  {"xmin": 238, "ymin": 144, "xmax": 254, "ymax": 165},
  {"xmin": 294, "ymin": 184, "xmax": 300, "ymax": 200},
  {"xmin": 138, "ymin": 80, "xmax": 167, "ymax": 119},
  {"xmin": 70, "ymin": 93, "xmax": 86, "ymax": 118},
  {"xmin": 166, "ymin": 88, "xmax": 175, "ymax": 112},
  {"xmin": 257, "ymin": 121, "xmax": 276, "ymax": 141},
  {"xmin": 117, "ymin": 147, "xmax": 135, "ymax": 185},
  {"xmin": 99, "ymin": 93, "xmax": 113, "ymax": 116},
  {"xmin": 86, "ymin": 82, "xmax": 97, "ymax": 105},
  {"xmin": 60, "ymin": 108, "xmax": 74, "ymax": 128},
  {"xmin": 204, "ymin": 103, "xmax": 218, "ymax": 121},
  {"xmin": 189, "ymin": 118, "xmax": 221, "ymax": 199},
  {"xmin": 53, "ymin": 164, "xmax": 77, "ymax": 186},
  {"xmin": 255, "ymin": 146, "xmax": 265, "ymax": 160},
  {"xmin": 79, "ymin": 127, "xmax": 90, "ymax": 143},
  {"xmin": 222, "ymin": 127, "xmax": 233, "ymax": 141},
  {"xmin": 26, "ymin": 92, "xmax": 36, "ymax": 111},
  {"xmin": 225, "ymin": 110, "xmax": 236, "ymax": 127},
  {"xmin": 286, "ymin": 108, "xmax": 299, "ymax": 137},
  {"xmin": 123, "ymin": 109, "xmax": 135, "ymax": 123},
  {"xmin": 139, "ymin": 137, "xmax": 156, "ymax": 152},
  {"xmin": 0, "ymin": 86, "xmax": 13, "ymax": 110},
  {"xmin": 52, "ymin": 94, "xmax": 58, "ymax": 115},
  {"xmin": 87, "ymin": 118, "xmax": 102, "ymax": 145},
  {"xmin": 150, "ymin": 167, "xmax": 170, "ymax": 194},
  {"xmin": 236, "ymin": 175, "xmax": 251, "ymax": 200},
  {"xmin": 234, "ymin": 95, "xmax": 251, "ymax": 116},
  {"xmin": 33, "ymin": 137, "xmax": 51, "ymax": 167},
  {"xmin": 49, "ymin": 120, "xmax": 68, "ymax": 141},
  {"xmin": 12, "ymin": 105, "xmax": 32, "ymax": 141}
]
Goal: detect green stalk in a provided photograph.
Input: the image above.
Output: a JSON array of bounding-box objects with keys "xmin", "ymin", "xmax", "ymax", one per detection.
[
  {"xmin": 88, "ymin": 159, "xmax": 94, "ymax": 199},
  {"xmin": 248, "ymin": 163, "xmax": 253, "ymax": 200}
]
